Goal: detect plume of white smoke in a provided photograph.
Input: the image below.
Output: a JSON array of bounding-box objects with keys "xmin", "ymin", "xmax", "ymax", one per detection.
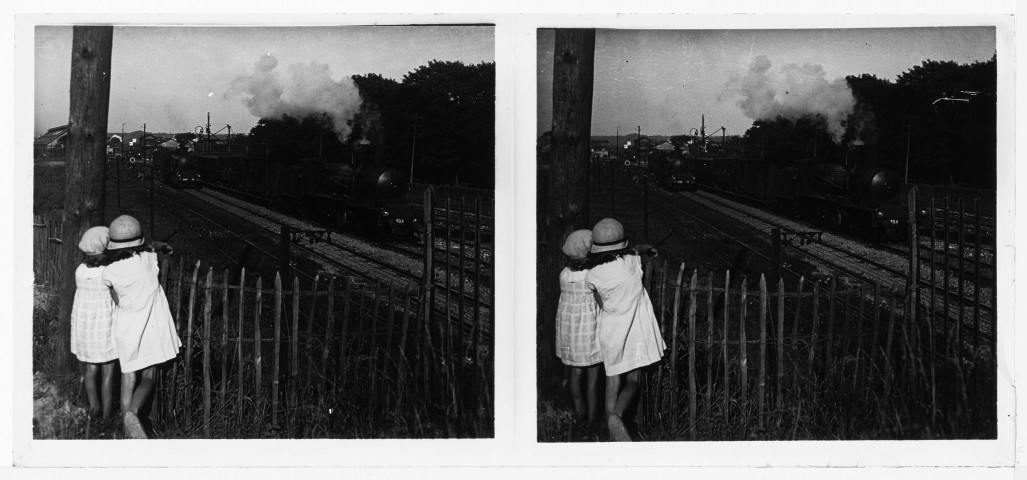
[
  {"xmin": 228, "ymin": 54, "xmax": 361, "ymax": 140},
  {"xmin": 722, "ymin": 55, "xmax": 855, "ymax": 138}
]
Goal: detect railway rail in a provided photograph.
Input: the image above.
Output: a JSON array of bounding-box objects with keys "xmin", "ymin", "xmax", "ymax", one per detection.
[
  {"xmin": 197, "ymin": 186, "xmax": 494, "ymax": 284},
  {"xmin": 178, "ymin": 185, "xmax": 493, "ymax": 324},
  {"xmin": 676, "ymin": 189, "xmax": 993, "ymax": 316},
  {"xmin": 190, "ymin": 188, "xmax": 422, "ymax": 284}
]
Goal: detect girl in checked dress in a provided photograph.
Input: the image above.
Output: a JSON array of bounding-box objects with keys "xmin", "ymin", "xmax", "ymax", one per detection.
[
  {"xmin": 70, "ymin": 226, "xmax": 118, "ymax": 421},
  {"xmin": 555, "ymin": 229, "xmax": 602, "ymax": 424},
  {"xmin": 585, "ymin": 218, "xmax": 666, "ymax": 442}
]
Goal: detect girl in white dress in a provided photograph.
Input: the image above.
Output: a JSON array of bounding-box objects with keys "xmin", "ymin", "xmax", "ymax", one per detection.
[
  {"xmin": 102, "ymin": 215, "xmax": 181, "ymax": 439},
  {"xmin": 585, "ymin": 218, "xmax": 665, "ymax": 441},
  {"xmin": 555, "ymin": 229, "xmax": 601, "ymax": 423},
  {"xmin": 70, "ymin": 226, "xmax": 117, "ymax": 420}
]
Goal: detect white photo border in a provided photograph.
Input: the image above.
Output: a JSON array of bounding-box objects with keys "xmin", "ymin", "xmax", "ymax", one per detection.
[{"xmin": 4, "ymin": 5, "xmax": 1020, "ymax": 475}]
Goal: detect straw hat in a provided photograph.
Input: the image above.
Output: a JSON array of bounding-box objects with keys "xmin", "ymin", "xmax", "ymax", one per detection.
[
  {"xmin": 590, "ymin": 218, "xmax": 628, "ymax": 253},
  {"xmin": 77, "ymin": 226, "xmax": 109, "ymax": 256},
  {"xmin": 561, "ymin": 229, "xmax": 592, "ymax": 259},
  {"xmin": 107, "ymin": 215, "xmax": 144, "ymax": 250}
]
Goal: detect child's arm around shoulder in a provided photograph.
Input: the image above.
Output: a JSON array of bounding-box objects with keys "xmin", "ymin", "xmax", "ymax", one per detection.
[
  {"xmin": 101, "ymin": 271, "xmax": 119, "ymax": 306},
  {"xmin": 633, "ymin": 244, "xmax": 659, "ymax": 257},
  {"xmin": 148, "ymin": 241, "xmax": 174, "ymax": 255}
]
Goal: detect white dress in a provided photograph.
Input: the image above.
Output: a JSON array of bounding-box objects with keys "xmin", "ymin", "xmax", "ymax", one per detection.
[
  {"xmin": 585, "ymin": 254, "xmax": 666, "ymax": 376},
  {"xmin": 102, "ymin": 251, "xmax": 182, "ymax": 372},
  {"xmin": 70, "ymin": 263, "xmax": 117, "ymax": 363}
]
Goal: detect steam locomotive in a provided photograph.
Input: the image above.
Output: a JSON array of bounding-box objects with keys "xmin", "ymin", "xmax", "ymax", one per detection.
[
  {"xmin": 191, "ymin": 153, "xmax": 420, "ymax": 236},
  {"xmin": 683, "ymin": 154, "xmax": 908, "ymax": 239},
  {"xmin": 651, "ymin": 156, "xmax": 698, "ymax": 192},
  {"xmin": 159, "ymin": 155, "xmax": 203, "ymax": 189}
]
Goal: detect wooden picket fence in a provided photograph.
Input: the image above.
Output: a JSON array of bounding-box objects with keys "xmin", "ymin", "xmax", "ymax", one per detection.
[
  {"xmin": 636, "ymin": 258, "xmax": 995, "ymax": 440},
  {"xmin": 150, "ymin": 258, "xmax": 491, "ymax": 438},
  {"xmin": 33, "ymin": 212, "xmax": 64, "ymax": 288}
]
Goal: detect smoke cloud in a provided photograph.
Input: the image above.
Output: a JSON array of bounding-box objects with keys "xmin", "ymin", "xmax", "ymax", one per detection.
[
  {"xmin": 228, "ymin": 54, "xmax": 361, "ymax": 140},
  {"xmin": 722, "ymin": 55, "xmax": 854, "ymax": 138}
]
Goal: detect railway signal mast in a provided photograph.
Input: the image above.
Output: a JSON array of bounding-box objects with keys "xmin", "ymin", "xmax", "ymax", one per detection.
[{"xmin": 196, "ymin": 112, "xmax": 232, "ymax": 153}]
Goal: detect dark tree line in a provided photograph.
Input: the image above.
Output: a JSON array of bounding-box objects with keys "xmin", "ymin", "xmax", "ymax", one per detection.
[
  {"xmin": 741, "ymin": 115, "xmax": 842, "ymax": 165},
  {"xmin": 246, "ymin": 60, "xmax": 496, "ymax": 188},
  {"xmin": 741, "ymin": 55, "xmax": 996, "ymax": 188},
  {"xmin": 247, "ymin": 113, "xmax": 345, "ymax": 163},
  {"xmin": 353, "ymin": 60, "xmax": 495, "ymax": 187}
]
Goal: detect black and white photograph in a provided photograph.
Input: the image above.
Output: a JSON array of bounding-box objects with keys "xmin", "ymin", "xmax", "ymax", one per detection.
[
  {"xmin": 537, "ymin": 26, "xmax": 1000, "ymax": 442},
  {"xmin": 30, "ymin": 24, "xmax": 495, "ymax": 440},
  {"xmin": 5, "ymin": 4, "xmax": 1022, "ymax": 477}
]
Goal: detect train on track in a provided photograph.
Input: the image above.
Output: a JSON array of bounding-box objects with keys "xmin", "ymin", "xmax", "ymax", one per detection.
[
  {"xmin": 651, "ymin": 156, "xmax": 698, "ymax": 192},
  {"xmin": 185, "ymin": 153, "xmax": 421, "ymax": 237},
  {"xmin": 159, "ymin": 155, "xmax": 203, "ymax": 189},
  {"xmin": 675, "ymin": 154, "xmax": 908, "ymax": 239}
]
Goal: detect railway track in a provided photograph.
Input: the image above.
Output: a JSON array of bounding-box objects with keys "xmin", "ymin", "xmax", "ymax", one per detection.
[
  {"xmin": 190, "ymin": 188, "xmax": 422, "ymax": 284},
  {"xmin": 149, "ymin": 185, "xmax": 316, "ymax": 282},
  {"xmin": 183, "ymin": 187, "xmax": 493, "ymax": 316},
  {"xmin": 676, "ymin": 189, "xmax": 993, "ymax": 322},
  {"xmin": 677, "ymin": 189, "xmax": 910, "ymax": 288},
  {"xmin": 199, "ymin": 186, "xmax": 494, "ymax": 283}
]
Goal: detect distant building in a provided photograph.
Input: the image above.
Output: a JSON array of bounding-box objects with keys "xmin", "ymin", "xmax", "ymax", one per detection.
[{"xmin": 34, "ymin": 125, "xmax": 69, "ymax": 158}]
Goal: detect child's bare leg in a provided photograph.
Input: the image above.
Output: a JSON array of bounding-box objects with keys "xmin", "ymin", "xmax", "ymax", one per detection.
[
  {"xmin": 604, "ymin": 373, "xmax": 621, "ymax": 416},
  {"xmin": 120, "ymin": 371, "xmax": 137, "ymax": 415},
  {"xmin": 100, "ymin": 362, "xmax": 116, "ymax": 419},
  {"xmin": 585, "ymin": 365, "xmax": 600, "ymax": 421},
  {"xmin": 613, "ymin": 369, "xmax": 642, "ymax": 418},
  {"xmin": 120, "ymin": 368, "xmax": 150, "ymax": 439},
  {"xmin": 604, "ymin": 372, "xmax": 631, "ymax": 441},
  {"xmin": 128, "ymin": 366, "xmax": 156, "ymax": 415},
  {"xmin": 569, "ymin": 366, "xmax": 586, "ymax": 418},
  {"xmin": 83, "ymin": 364, "xmax": 100, "ymax": 413}
]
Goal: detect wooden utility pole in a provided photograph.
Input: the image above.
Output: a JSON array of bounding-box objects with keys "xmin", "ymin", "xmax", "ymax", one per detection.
[
  {"xmin": 57, "ymin": 26, "xmax": 113, "ymax": 374},
  {"xmin": 409, "ymin": 113, "xmax": 422, "ymax": 183},
  {"xmin": 541, "ymin": 29, "xmax": 595, "ymax": 375},
  {"xmin": 612, "ymin": 126, "xmax": 618, "ymax": 211}
]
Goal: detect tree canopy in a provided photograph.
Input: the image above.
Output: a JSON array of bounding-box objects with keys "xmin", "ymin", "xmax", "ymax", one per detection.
[
  {"xmin": 246, "ymin": 60, "xmax": 495, "ymax": 188},
  {"xmin": 741, "ymin": 55, "xmax": 996, "ymax": 188}
]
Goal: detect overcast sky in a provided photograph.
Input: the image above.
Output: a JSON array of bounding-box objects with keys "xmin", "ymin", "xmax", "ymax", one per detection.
[
  {"xmin": 538, "ymin": 27, "xmax": 995, "ymax": 138},
  {"xmin": 34, "ymin": 25, "xmax": 494, "ymax": 136}
]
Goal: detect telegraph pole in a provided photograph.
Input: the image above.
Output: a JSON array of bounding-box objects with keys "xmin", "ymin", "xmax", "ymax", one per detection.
[
  {"xmin": 144, "ymin": 122, "xmax": 154, "ymax": 239},
  {"xmin": 612, "ymin": 126, "xmax": 618, "ymax": 211},
  {"xmin": 905, "ymin": 113, "xmax": 913, "ymax": 183},
  {"xmin": 57, "ymin": 26, "xmax": 113, "ymax": 374},
  {"xmin": 636, "ymin": 125, "xmax": 641, "ymax": 163},
  {"xmin": 544, "ymin": 28, "xmax": 595, "ymax": 376},
  {"xmin": 119, "ymin": 122, "xmax": 124, "ymax": 209},
  {"xmin": 409, "ymin": 113, "xmax": 422, "ymax": 183}
]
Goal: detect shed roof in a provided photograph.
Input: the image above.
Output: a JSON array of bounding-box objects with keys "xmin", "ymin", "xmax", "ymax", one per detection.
[{"xmin": 34, "ymin": 125, "xmax": 69, "ymax": 147}]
